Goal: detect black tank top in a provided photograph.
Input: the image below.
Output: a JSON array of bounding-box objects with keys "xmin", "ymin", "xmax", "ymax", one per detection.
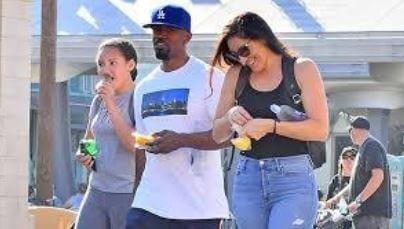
[{"xmin": 237, "ymin": 71, "xmax": 308, "ymax": 159}]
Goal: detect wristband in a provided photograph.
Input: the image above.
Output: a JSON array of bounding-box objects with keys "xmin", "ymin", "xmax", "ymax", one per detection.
[
  {"xmin": 273, "ymin": 120, "xmax": 277, "ymax": 134},
  {"xmin": 355, "ymin": 196, "xmax": 363, "ymax": 206}
]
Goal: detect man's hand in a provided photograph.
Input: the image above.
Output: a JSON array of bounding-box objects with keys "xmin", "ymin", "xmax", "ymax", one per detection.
[
  {"xmin": 146, "ymin": 130, "xmax": 184, "ymax": 154},
  {"xmin": 348, "ymin": 201, "xmax": 360, "ymax": 214},
  {"xmin": 76, "ymin": 153, "xmax": 94, "ymax": 170},
  {"xmin": 325, "ymin": 197, "xmax": 337, "ymax": 209}
]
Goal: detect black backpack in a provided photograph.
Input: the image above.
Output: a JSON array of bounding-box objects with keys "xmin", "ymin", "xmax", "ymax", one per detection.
[{"xmin": 232, "ymin": 56, "xmax": 326, "ymax": 169}]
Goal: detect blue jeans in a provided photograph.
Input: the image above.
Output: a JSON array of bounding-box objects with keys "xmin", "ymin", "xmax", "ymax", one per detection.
[{"xmin": 232, "ymin": 154, "xmax": 318, "ymax": 229}]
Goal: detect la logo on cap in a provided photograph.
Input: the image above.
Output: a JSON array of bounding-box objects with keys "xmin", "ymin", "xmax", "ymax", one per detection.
[{"xmin": 157, "ymin": 9, "xmax": 165, "ymax": 19}]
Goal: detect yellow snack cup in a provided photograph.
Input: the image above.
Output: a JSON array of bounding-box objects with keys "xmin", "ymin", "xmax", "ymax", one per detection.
[
  {"xmin": 132, "ymin": 133, "xmax": 155, "ymax": 147},
  {"xmin": 231, "ymin": 136, "xmax": 251, "ymax": 151}
]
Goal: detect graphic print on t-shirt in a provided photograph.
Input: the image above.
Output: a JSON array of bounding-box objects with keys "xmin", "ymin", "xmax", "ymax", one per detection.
[{"xmin": 141, "ymin": 89, "xmax": 189, "ymax": 118}]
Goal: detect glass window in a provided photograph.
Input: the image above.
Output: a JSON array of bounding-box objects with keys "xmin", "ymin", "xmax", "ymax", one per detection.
[
  {"xmin": 83, "ymin": 75, "xmax": 98, "ymax": 95},
  {"xmin": 31, "ymin": 83, "xmax": 39, "ymax": 92},
  {"xmin": 69, "ymin": 76, "xmax": 82, "ymax": 94},
  {"xmin": 69, "ymin": 74, "xmax": 98, "ymax": 96}
]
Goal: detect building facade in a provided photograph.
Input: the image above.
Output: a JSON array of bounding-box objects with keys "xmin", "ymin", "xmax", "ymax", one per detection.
[{"xmin": 0, "ymin": 0, "xmax": 32, "ymax": 228}]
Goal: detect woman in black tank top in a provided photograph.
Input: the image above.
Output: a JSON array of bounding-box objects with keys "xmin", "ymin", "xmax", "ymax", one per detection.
[{"xmin": 211, "ymin": 12, "xmax": 328, "ymax": 229}]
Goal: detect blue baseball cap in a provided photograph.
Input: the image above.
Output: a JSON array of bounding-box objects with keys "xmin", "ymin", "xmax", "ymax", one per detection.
[{"xmin": 143, "ymin": 5, "xmax": 191, "ymax": 33}]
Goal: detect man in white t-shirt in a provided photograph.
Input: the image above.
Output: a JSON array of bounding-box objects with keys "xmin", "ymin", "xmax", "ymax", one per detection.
[{"xmin": 125, "ymin": 4, "xmax": 229, "ymax": 229}]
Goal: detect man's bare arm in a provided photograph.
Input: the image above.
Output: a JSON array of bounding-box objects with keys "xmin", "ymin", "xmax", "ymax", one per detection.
[
  {"xmin": 181, "ymin": 130, "xmax": 231, "ymax": 150},
  {"xmin": 133, "ymin": 149, "xmax": 146, "ymax": 193},
  {"xmin": 148, "ymin": 130, "xmax": 230, "ymax": 154},
  {"xmin": 356, "ymin": 168, "xmax": 384, "ymax": 202}
]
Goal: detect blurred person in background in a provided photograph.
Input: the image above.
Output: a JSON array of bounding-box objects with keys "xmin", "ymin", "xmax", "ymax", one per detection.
[
  {"xmin": 326, "ymin": 116, "xmax": 392, "ymax": 229},
  {"xmin": 63, "ymin": 183, "xmax": 87, "ymax": 211},
  {"xmin": 325, "ymin": 146, "xmax": 357, "ymax": 229}
]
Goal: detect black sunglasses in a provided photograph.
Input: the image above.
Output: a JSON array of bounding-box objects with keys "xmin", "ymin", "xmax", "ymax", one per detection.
[
  {"xmin": 342, "ymin": 154, "xmax": 355, "ymax": 160},
  {"xmin": 225, "ymin": 40, "xmax": 251, "ymax": 63}
]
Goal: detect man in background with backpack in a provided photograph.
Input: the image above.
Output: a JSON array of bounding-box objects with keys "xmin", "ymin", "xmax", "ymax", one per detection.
[{"xmin": 326, "ymin": 116, "xmax": 392, "ymax": 229}]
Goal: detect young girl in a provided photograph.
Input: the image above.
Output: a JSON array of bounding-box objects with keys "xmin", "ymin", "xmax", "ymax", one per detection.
[{"xmin": 75, "ymin": 38, "xmax": 143, "ymax": 229}]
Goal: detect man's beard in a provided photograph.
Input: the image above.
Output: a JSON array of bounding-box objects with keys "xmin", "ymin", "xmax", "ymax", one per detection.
[
  {"xmin": 154, "ymin": 47, "xmax": 170, "ymax": 60},
  {"xmin": 153, "ymin": 38, "xmax": 170, "ymax": 60}
]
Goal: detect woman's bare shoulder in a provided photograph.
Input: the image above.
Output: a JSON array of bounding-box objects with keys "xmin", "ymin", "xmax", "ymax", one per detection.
[{"xmin": 294, "ymin": 57, "xmax": 322, "ymax": 87}]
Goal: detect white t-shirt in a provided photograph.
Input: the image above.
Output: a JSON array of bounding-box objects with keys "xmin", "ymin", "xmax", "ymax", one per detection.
[{"xmin": 131, "ymin": 56, "xmax": 229, "ymax": 219}]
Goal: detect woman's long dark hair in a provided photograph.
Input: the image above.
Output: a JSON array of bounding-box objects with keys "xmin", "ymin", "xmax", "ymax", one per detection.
[
  {"xmin": 97, "ymin": 38, "xmax": 138, "ymax": 81},
  {"xmin": 211, "ymin": 12, "xmax": 294, "ymax": 68}
]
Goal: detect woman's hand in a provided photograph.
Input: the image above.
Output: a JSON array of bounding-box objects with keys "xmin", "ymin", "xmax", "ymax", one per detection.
[
  {"xmin": 76, "ymin": 153, "xmax": 94, "ymax": 170},
  {"xmin": 241, "ymin": 119, "xmax": 274, "ymax": 140},
  {"xmin": 226, "ymin": 106, "xmax": 253, "ymax": 127},
  {"xmin": 96, "ymin": 80, "xmax": 116, "ymax": 107}
]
